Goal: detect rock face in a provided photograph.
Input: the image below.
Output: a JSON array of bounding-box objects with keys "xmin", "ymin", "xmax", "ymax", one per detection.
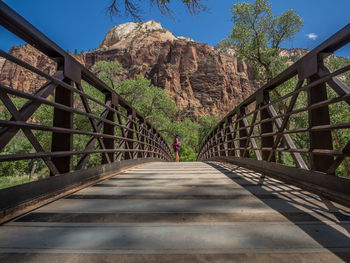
[
  {"xmin": 0, "ymin": 58, "xmax": 5, "ymax": 74},
  {"xmin": 279, "ymin": 48, "xmax": 309, "ymax": 66},
  {"xmin": 0, "ymin": 45, "xmax": 56, "ymax": 93},
  {"xmin": 75, "ymin": 20, "xmax": 259, "ymax": 116},
  {"xmin": 1, "ymin": 20, "xmax": 261, "ymax": 116}
]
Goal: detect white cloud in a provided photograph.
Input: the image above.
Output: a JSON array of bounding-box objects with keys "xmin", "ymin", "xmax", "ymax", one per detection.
[{"xmin": 306, "ymin": 33, "xmax": 318, "ymax": 40}]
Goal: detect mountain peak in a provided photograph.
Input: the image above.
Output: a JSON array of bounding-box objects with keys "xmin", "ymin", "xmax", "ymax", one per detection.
[{"xmin": 98, "ymin": 20, "xmax": 193, "ymax": 50}]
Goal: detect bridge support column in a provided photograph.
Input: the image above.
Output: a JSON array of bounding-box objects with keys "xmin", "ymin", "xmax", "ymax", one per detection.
[
  {"xmin": 102, "ymin": 93, "xmax": 115, "ymax": 164},
  {"xmin": 51, "ymin": 77, "xmax": 73, "ymax": 175},
  {"xmin": 307, "ymin": 71, "xmax": 333, "ymax": 173}
]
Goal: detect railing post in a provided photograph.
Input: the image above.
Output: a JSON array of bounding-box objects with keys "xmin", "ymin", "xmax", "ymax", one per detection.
[
  {"xmin": 239, "ymin": 107, "xmax": 249, "ymax": 158},
  {"xmin": 102, "ymin": 93, "xmax": 115, "ymax": 164},
  {"xmin": 51, "ymin": 77, "xmax": 74, "ymax": 175},
  {"xmin": 307, "ymin": 68, "xmax": 334, "ymax": 172},
  {"xmin": 260, "ymin": 91, "xmax": 275, "ymax": 162},
  {"xmin": 124, "ymin": 108, "xmax": 135, "ymax": 160}
]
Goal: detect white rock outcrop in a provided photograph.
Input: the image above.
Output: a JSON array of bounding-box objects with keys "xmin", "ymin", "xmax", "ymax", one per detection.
[
  {"xmin": 99, "ymin": 20, "xmax": 174, "ymax": 49},
  {"xmin": 176, "ymin": 36, "xmax": 194, "ymax": 42},
  {"xmin": 98, "ymin": 20, "xmax": 195, "ymax": 50}
]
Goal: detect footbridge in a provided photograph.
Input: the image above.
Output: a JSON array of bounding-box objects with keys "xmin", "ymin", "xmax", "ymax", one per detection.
[{"xmin": 0, "ymin": 2, "xmax": 350, "ymax": 262}]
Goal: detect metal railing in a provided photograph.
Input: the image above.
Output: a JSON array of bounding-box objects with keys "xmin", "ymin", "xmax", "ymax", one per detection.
[
  {"xmin": 198, "ymin": 23, "xmax": 350, "ymax": 177},
  {"xmin": 0, "ymin": 2, "xmax": 172, "ymax": 176}
]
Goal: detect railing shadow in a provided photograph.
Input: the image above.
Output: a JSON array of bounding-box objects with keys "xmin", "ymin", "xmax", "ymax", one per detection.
[{"xmin": 207, "ymin": 161, "xmax": 350, "ymax": 261}]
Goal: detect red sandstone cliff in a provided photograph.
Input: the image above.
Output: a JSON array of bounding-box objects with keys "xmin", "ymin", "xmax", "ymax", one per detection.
[{"xmin": 0, "ymin": 45, "xmax": 56, "ymax": 94}]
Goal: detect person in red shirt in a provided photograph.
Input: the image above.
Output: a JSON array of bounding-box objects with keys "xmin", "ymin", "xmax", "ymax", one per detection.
[{"xmin": 172, "ymin": 134, "xmax": 180, "ymax": 162}]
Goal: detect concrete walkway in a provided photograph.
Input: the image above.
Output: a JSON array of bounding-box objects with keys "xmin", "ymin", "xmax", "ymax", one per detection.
[{"xmin": 0, "ymin": 161, "xmax": 350, "ymax": 262}]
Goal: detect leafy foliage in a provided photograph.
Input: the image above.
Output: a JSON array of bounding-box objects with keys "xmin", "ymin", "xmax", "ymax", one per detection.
[
  {"xmin": 94, "ymin": 61, "xmax": 123, "ymax": 90},
  {"xmin": 228, "ymin": 0, "xmax": 303, "ymax": 81}
]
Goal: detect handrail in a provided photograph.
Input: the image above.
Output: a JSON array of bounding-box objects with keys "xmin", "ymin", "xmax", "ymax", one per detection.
[
  {"xmin": 0, "ymin": 1, "xmax": 172, "ymax": 176},
  {"xmin": 198, "ymin": 23, "xmax": 350, "ymax": 176}
]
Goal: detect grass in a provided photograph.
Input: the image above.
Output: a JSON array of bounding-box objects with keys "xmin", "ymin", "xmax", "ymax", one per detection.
[{"xmin": 0, "ymin": 168, "xmax": 49, "ymax": 190}]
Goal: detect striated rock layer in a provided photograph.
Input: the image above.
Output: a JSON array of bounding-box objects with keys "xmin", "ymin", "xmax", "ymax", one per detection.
[
  {"xmin": 0, "ymin": 45, "xmax": 56, "ymax": 94},
  {"xmin": 1, "ymin": 20, "xmax": 261, "ymax": 116}
]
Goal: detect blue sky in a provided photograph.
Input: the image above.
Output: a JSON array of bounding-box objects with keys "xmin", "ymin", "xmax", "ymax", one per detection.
[{"xmin": 1, "ymin": 0, "xmax": 350, "ymax": 57}]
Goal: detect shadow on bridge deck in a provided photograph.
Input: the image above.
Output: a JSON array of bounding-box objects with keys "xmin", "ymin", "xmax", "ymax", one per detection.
[{"xmin": 0, "ymin": 161, "xmax": 349, "ymax": 262}]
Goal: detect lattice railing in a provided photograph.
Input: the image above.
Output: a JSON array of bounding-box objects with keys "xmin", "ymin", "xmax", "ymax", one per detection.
[
  {"xmin": 0, "ymin": 2, "xmax": 172, "ymax": 176},
  {"xmin": 198, "ymin": 23, "xmax": 350, "ymax": 177}
]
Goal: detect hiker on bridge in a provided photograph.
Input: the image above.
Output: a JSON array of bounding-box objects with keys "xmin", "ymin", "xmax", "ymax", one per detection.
[{"xmin": 173, "ymin": 134, "xmax": 181, "ymax": 162}]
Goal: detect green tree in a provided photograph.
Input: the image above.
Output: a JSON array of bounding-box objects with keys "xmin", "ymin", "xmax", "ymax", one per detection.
[
  {"xmin": 226, "ymin": 0, "xmax": 303, "ymax": 164},
  {"xmin": 94, "ymin": 60, "xmax": 123, "ymax": 89},
  {"xmin": 228, "ymin": 0, "xmax": 303, "ymax": 81}
]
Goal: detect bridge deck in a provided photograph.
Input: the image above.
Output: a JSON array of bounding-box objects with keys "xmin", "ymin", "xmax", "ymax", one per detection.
[{"xmin": 0, "ymin": 161, "xmax": 350, "ymax": 262}]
